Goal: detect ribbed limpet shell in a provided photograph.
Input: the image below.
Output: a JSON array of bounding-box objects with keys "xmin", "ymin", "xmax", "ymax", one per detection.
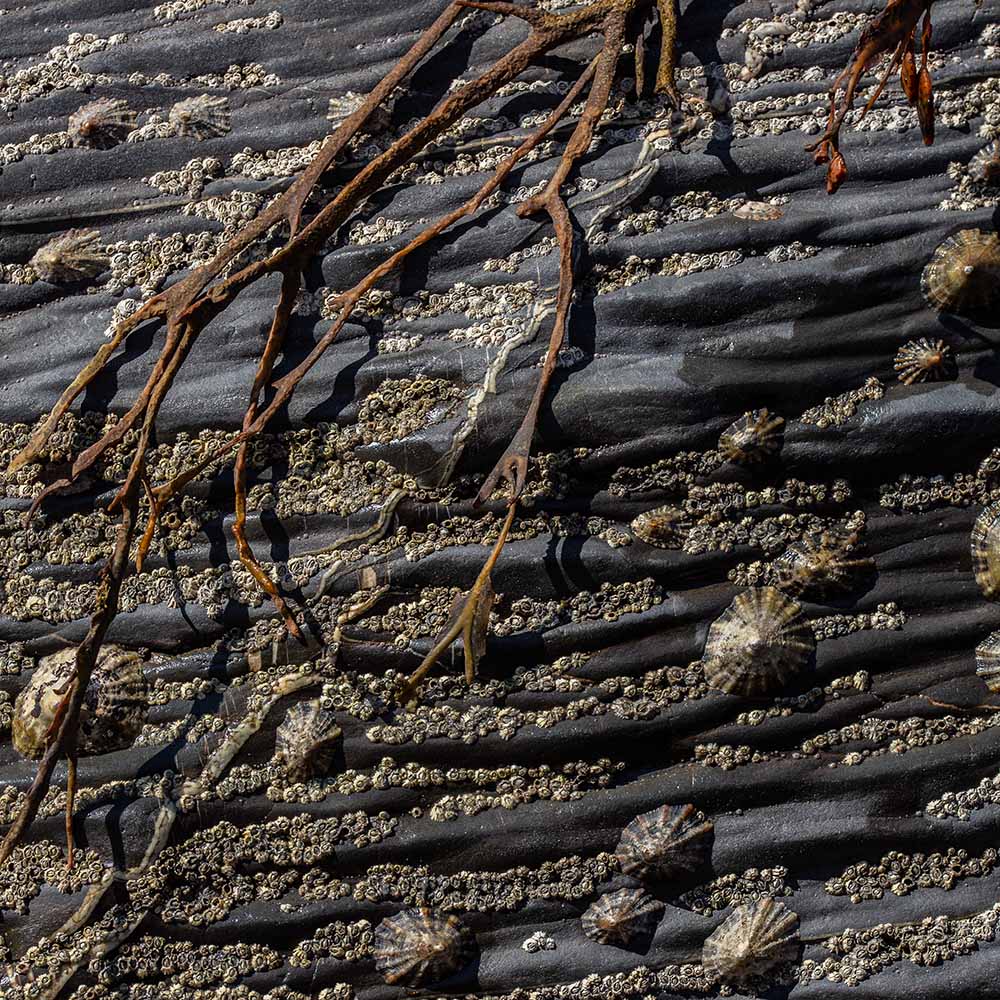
[
  {"xmin": 273, "ymin": 700, "xmax": 342, "ymax": 781},
  {"xmin": 373, "ymin": 908, "xmax": 467, "ymax": 986},
  {"xmin": 773, "ymin": 530, "xmax": 873, "ymax": 599},
  {"xmin": 921, "ymin": 229, "xmax": 1000, "ymax": 317},
  {"xmin": 893, "ymin": 338, "xmax": 955, "ymax": 385},
  {"xmin": 971, "ymin": 503, "xmax": 1000, "ymax": 600},
  {"xmin": 631, "ymin": 505, "xmax": 687, "ymax": 548},
  {"xmin": 30, "ymin": 229, "xmax": 107, "ymax": 283},
  {"xmin": 13, "ymin": 646, "xmax": 147, "ymax": 759},
  {"xmin": 970, "ymin": 142, "xmax": 1000, "ymax": 186},
  {"xmin": 68, "ymin": 97, "xmax": 137, "ymax": 148},
  {"xmin": 702, "ymin": 897, "xmax": 800, "ymax": 983},
  {"xmin": 582, "ymin": 888, "xmax": 663, "ymax": 946},
  {"xmin": 615, "ymin": 803, "xmax": 713, "ymax": 880},
  {"xmin": 169, "ymin": 94, "xmax": 231, "ymax": 139},
  {"xmin": 975, "ymin": 630, "xmax": 1000, "ymax": 693},
  {"xmin": 703, "ymin": 587, "xmax": 814, "ymax": 696},
  {"xmin": 718, "ymin": 409, "xmax": 784, "ymax": 464}
]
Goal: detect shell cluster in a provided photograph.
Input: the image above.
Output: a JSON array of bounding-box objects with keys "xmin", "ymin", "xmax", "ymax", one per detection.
[
  {"xmin": 582, "ymin": 887, "xmax": 663, "ymax": 946},
  {"xmin": 921, "ymin": 229, "xmax": 1000, "ymax": 317},
  {"xmin": 718, "ymin": 409, "xmax": 785, "ymax": 464},
  {"xmin": 168, "ymin": 94, "xmax": 232, "ymax": 139},
  {"xmin": 630, "ymin": 505, "xmax": 686, "ymax": 548},
  {"xmin": 893, "ymin": 338, "xmax": 955, "ymax": 385},
  {"xmin": 773, "ymin": 529, "xmax": 873, "ymax": 599},
  {"xmin": 12, "ymin": 645, "xmax": 147, "ymax": 759},
  {"xmin": 273, "ymin": 700, "xmax": 342, "ymax": 781},
  {"xmin": 29, "ymin": 229, "xmax": 107, "ymax": 283},
  {"xmin": 972, "ymin": 503, "xmax": 1000, "ymax": 601},
  {"xmin": 68, "ymin": 97, "xmax": 136, "ymax": 148},
  {"xmin": 703, "ymin": 587, "xmax": 815, "ymax": 696},
  {"xmin": 975, "ymin": 631, "xmax": 1000, "ymax": 693},
  {"xmin": 615, "ymin": 803, "xmax": 714, "ymax": 880},
  {"xmin": 702, "ymin": 897, "xmax": 800, "ymax": 983},
  {"xmin": 373, "ymin": 907, "xmax": 467, "ymax": 986}
]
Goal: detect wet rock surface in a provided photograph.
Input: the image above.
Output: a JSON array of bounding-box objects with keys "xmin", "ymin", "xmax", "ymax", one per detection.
[{"xmin": 1, "ymin": 0, "xmax": 1000, "ymax": 997}]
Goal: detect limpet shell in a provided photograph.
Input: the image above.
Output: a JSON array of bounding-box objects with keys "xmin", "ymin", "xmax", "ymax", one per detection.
[
  {"xmin": 971, "ymin": 503, "xmax": 1000, "ymax": 600},
  {"xmin": 13, "ymin": 646, "xmax": 147, "ymax": 759},
  {"xmin": 718, "ymin": 409, "xmax": 784, "ymax": 464},
  {"xmin": 582, "ymin": 888, "xmax": 663, "ymax": 946},
  {"xmin": 30, "ymin": 229, "xmax": 107, "ymax": 283},
  {"xmin": 631, "ymin": 505, "xmax": 687, "ymax": 548},
  {"xmin": 893, "ymin": 337, "xmax": 955, "ymax": 385},
  {"xmin": 703, "ymin": 587, "xmax": 814, "ymax": 696},
  {"xmin": 921, "ymin": 229, "xmax": 1000, "ymax": 317},
  {"xmin": 373, "ymin": 908, "xmax": 467, "ymax": 986},
  {"xmin": 615, "ymin": 803, "xmax": 713, "ymax": 880},
  {"xmin": 975, "ymin": 630, "xmax": 1000, "ymax": 693},
  {"xmin": 702, "ymin": 897, "xmax": 800, "ymax": 983},
  {"xmin": 273, "ymin": 700, "xmax": 342, "ymax": 782},
  {"xmin": 68, "ymin": 97, "xmax": 136, "ymax": 148},
  {"xmin": 733, "ymin": 201, "xmax": 784, "ymax": 222},
  {"xmin": 773, "ymin": 530, "xmax": 873, "ymax": 599},
  {"xmin": 169, "ymin": 94, "xmax": 231, "ymax": 139}
]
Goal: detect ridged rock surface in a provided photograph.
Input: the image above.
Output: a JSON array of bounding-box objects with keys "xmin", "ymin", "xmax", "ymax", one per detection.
[{"xmin": 1, "ymin": 0, "xmax": 1000, "ymax": 997}]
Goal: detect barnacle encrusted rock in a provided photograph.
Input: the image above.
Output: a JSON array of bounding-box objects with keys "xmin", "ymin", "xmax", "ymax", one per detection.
[
  {"xmin": 702, "ymin": 897, "xmax": 800, "ymax": 983},
  {"xmin": 373, "ymin": 907, "xmax": 467, "ymax": 986},
  {"xmin": 615, "ymin": 803, "xmax": 713, "ymax": 880},
  {"xmin": 702, "ymin": 587, "xmax": 815, "ymax": 696},
  {"xmin": 13, "ymin": 646, "xmax": 147, "ymax": 758}
]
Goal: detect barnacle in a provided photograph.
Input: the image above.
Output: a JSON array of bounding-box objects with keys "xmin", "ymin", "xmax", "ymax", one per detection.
[
  {"xmin": 373, "ymin": 908, "xmax": 467, "ymax": 986},
  {"xmin": 703, "ymin": 587, "xmax": 815, "ymax": 696},
  {"xmin": 615, "ymin": 803, "xmax": 714, "ymax": 881},
  {"xmin": 718, "ymin": 409, "xmax": 784, "ymax": 465},
  {"xmin": 168, "ymin": 94, "xmax": 232, "ymax": 139},
  {"xmin": 972, "ymin": 503, "xmax": 1000, "ymax": 601},
  {"xmin": 630, "ymin": 505, "xmax": 686, "ymax": 548},
  {"xmin": 773, "ymin": 530, "xmax": 873, "ymax": 599},
  {"xmin": 273, "ymin": 700, "xmax": 342, "ymax": 781},
  {"xmin": 970, "ymin": 141, "xmax": 1000, "ymax": 186},
  {"xmin": 29, "ymin": 229, "xmax": 107, "ymax": 283},
  {"xmin": 702, "ymin": 897, "xmax": 800, "ymax": 983},
  {"xmin": 13, "ymin": 646, "xmax": 147, "ymax": 759},
  {"xmin": 975, "ymin": 630, "xmax": 1000, "ymax": 693},
  {"xmin": 893, "ymin": 337, "xmax": 955, "ymax": 385},
  {"xmin": 921, "ymin": 230, "xmax": 1000, "ymax": 318},
  {"xmin": 582, "ymin": 888, "xmax": 663, "ymax": 946},
  {"xmin": 68, "ymin": 97, "xmax": 137, "ymax": 148}
]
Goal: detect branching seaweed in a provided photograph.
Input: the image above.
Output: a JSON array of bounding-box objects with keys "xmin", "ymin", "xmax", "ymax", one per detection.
[
  {"xmin": 0, "ymin": 0, "xmax": 941, "ymax": 871},
  {"xmin": 806, "ymin": 0, "xmax": 937, "ymax": 193}
]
